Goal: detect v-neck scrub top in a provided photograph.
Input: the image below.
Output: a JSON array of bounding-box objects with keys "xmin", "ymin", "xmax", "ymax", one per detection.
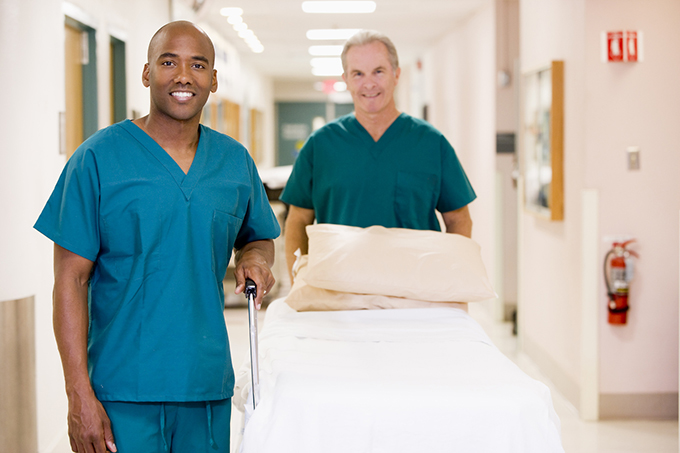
[
  {"xmin": 280, "ymin": 113, "xmax": 476, "ymax": 231},
  {"xmin": 34, "ymin": 120, "xmax": 280, "ymax": 402}
]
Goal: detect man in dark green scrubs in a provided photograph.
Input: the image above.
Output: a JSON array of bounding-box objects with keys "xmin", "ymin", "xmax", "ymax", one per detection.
[{"xmin": 280, "ymin": 30, "xmax": 476, "ymax": 280}]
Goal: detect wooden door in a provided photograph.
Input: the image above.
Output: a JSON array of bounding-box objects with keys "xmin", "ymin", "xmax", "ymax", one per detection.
[{"xmin": 64, "ymin": 24, "xmax": 84, "ymax": 158}]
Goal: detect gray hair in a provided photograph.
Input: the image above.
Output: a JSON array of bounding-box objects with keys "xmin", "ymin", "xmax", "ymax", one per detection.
[{"xmin": 341, "ymin": 30, "xmax": 399, "ymax": 73}]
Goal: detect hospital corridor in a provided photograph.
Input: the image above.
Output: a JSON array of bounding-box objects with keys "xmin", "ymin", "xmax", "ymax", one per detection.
[{"xmin": 2, "ymin": 0, "xmax": 680, "ymax": 452}]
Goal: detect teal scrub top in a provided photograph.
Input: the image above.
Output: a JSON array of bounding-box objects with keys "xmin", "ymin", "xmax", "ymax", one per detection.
[
  {"xmin": 280, "ymin": 113, "xmax": 476, "ymax": 231},
  {"xmin": 34, "ymin": 120, "xmax": 280, "ymax": 402}
]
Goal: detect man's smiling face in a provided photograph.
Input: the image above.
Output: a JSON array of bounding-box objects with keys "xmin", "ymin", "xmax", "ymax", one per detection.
[
  {"xmin": 342, "ymin": 41, "xmax": 400, "ymax": 118},
  {"xmin": 142, "ymin": 22, "xmax": 217, "ymax": 124}
]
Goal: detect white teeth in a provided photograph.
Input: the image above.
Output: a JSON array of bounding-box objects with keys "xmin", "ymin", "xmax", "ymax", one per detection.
[{"xmin": 172, "ymin": 92, "xmax": 193, "ymax": 99}]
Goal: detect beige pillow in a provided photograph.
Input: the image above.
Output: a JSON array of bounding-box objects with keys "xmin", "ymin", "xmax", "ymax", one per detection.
[
  {"xmin": 286, "ymin": 255, "xmax": 468, "ymax": 312},
  {"xmin": 304, "ymin": 224, "xmax": 495, "ymax": 303}
]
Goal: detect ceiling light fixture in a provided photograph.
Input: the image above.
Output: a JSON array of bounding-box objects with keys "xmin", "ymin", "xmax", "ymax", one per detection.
[
  {"xmin": 221, "ymin": 8, "xmax": 264, "ymax": 54},
  {"xmin": 220, "ymin": 7, "xmax": 243, "ymax": 16},
  {"xmin": 308, "ymin": 45, "xmax": 344, "ymax": 56},
  {"xmin": 310, "ymin": 57, "xmax": 344, "ymax": 76},
  {"xmin": 310, "ymin": 57, "xmax": 342, "ymax": 66},
  {"xmin": 306, "ymin": 29, "xmax": 361, "ymax": 40},
  {"xmin": 312, "ymin": 67, "xmax": 344, "ymax": 76},
  {"xmin": 302, "ymin": 1, "xmax": 376, "ymax": 13}
]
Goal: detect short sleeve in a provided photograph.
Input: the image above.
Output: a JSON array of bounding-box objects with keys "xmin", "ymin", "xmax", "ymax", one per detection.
[
  {"xmin": 279, "ymin": 139, "xmax": 315, "ymax": 209},
  {"xmin": 437, "ymin": 137, "xmax": 477, "ymax": 213},
  {"xmin": 234, "ymin": 157, "xmax": 281, "ymax": 250},
  {"xmin": 34, "ymin": 148, "xmax": 101, "ymax": 261}
]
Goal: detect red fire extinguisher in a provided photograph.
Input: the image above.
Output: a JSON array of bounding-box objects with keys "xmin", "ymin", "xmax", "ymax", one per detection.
[{"xmin": 604, "ymin": 240, "xmax": 638, "ymax": 324}]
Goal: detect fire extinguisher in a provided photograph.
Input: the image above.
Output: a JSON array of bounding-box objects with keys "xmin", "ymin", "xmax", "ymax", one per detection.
[{"xmin": 603, "ymin": 240, "xmax": 638, "ymax": 324}]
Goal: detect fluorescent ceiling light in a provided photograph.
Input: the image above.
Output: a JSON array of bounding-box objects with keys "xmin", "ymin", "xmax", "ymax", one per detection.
[
  {"xmin": 220, "ymin": 7, "xmax": 243, "ymax": 16},
  {"xmin": 219, "ymin": 8, "xmax": 263, "ymax": 55},
  {"xmin": 310, "ymin": 57, "xmax": 342, "ymax": 67},
  {"xmin": 306, "ymin": 29, "xmax": 360, "ymax": 40},
  {"xmin": 310, "ymin": 57, "xmax": 343, "ymax": 76},
  {"xmin": 312, "ymin": 67, "xmax": 344, "ymax": 76},
  {"xmin": 309, "ymin": 45, "xmax": 343, "ymax": 56},
  {"xmin": 302, "ymin": 1, "xmax": 376, "ymax": 13}
]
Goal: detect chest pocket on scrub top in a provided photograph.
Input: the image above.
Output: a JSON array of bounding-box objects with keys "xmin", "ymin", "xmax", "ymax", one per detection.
[
  {"xmin": 211, "ymin": 210, "xmax": 244, "ymax": 275},
  {"xmin": 395, "ymin": 171, "xmax": 438, "ymax": 229}
]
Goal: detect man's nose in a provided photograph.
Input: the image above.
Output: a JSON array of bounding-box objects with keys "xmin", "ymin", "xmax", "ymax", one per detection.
[
  {"xmin": 174, "ymin": 65, "xmax": 191, "ymax": 84},
  {"xmin": 364, "ymin": 77, "xmax": 377, "ymax": 89}
]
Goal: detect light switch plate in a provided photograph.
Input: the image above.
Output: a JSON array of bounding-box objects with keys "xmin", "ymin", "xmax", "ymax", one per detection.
[{"xmin": 627, "ymin": 146, "xmax": 640, "ymax": 170}]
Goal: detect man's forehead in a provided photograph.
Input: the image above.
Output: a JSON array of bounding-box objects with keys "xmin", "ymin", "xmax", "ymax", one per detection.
[
  {"xmin": 346, "ymin": 43, "xmax": 391, "ymax": 70},
  {"xmin": 148, "ymin": 23, "xmax": 215, "ymax": 64}
]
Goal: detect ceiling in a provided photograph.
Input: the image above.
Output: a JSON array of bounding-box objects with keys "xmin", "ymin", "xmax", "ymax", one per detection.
[{"xmin": 198, "ymin": 0, "xmax": 487, "ymax": 82}]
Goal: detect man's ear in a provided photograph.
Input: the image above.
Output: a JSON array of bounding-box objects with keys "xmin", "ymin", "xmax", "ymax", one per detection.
[
  {"xmin": 211, "ymin": 69, "xmax": 218, "ymax": 93},
  {"xmin": 142, "ymin": 63, "xmax": 150, "ymax": 88}
]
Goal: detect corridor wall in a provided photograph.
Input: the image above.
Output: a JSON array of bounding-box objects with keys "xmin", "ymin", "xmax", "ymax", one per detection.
[
  {"xmin": 520, "ymin": 0, "xmax": 680, "ymax": 418},
  {"xmin": 420, "ymin": 1, "xmax": 498, "ymax": 291}
]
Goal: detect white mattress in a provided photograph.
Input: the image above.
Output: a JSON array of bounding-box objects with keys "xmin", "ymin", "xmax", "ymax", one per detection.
[{"xmin": 234, "ymin": 299, "xmax": 564, "ymax": 453}]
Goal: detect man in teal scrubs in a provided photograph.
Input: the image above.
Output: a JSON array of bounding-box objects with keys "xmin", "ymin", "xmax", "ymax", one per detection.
[
  {"xmin": 280, "ymin": 30, "xmax": 476, "ymax": 280},
  {"xmin": 34, "ymin": 21, "xmax": 279, "ymax": 453}
]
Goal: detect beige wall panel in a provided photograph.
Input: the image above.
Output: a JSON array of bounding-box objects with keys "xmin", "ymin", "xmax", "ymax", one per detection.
[{"xmin": 0, "ymin": 297, "xmax": 37, "ymax": 452}]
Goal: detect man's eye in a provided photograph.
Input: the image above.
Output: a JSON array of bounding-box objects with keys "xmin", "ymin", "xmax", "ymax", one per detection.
[
  {"xmin": 193, "ymin": 64, "xmax": 205, "ymax": 69},
  {"xmin": 161, "ymin": 61, "xmax": 173, "ymax": 66}
]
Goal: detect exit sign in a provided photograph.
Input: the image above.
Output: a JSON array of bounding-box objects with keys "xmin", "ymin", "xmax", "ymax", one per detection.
[{"xmin": 602, "ymin": 31, "xmax": 643, "ymax": 62}]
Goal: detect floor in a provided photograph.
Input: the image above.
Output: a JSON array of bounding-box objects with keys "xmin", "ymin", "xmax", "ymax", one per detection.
[{"xmin": 224, "ymin": 301, "xmax": 679, "ymax": 453}]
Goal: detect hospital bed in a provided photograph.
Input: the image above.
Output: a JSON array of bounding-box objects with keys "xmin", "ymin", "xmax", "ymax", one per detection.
[{"xmin": 234, "ymin": 224, "xmax": 564, "ymax": 453}]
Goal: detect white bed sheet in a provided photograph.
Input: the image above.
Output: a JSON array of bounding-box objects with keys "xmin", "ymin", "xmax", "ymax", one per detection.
[{"xmin": 234, "ymin": 299, "xmax": 564, "ymax": 453}]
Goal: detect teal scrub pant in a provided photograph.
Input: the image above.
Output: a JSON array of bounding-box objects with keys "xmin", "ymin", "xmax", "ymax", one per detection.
[{"xmin": 102, "ymin": 399, "xmax": 231, "ymax": 453}]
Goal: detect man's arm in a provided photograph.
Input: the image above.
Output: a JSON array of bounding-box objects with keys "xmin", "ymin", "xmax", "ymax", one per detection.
[
  {"xmin": 234, "ymin": 239, "xmax": 275, "ymax": 309},
  {"xmin": 441, "ymin": 205, "xmax": 473, "ymax": 238},
  {"xmin": 283, "ymin": 206, "xmax": 315, "ymax": 283},
  {"xmin": 53, "ymin": 244, "xmax": 117, "ymax": 453}
]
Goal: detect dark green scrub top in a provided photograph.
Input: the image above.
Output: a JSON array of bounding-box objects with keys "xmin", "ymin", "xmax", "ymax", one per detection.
[
  {"xmin": 280, "ymin": 113, "xmax": 476, "ymax": 231},
  {"xmin": 34, "ymin": 120, "xmax": 280, "ymax": 402}
]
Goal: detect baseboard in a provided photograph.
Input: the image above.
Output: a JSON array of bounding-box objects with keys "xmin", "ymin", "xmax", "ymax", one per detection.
[
  {"xmin": 599, "ymin": 392, "xmax": 679, "ymax": 420},
  {"xmin": 45, "ymin": 430, "xmax": 71, "ymax": 453},
  {"xmin": 523, "ymin": 336, "xmax": 679, "ymax": 420}
]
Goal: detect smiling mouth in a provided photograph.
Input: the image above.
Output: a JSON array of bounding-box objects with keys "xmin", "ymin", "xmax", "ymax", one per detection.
[
  {"xmin": 363, "ymin": 93, "xmax": 380, "ymax": 98},
  {"xmin": 171, "ymin": 91, "xmax": 194, "ymax": 101}
]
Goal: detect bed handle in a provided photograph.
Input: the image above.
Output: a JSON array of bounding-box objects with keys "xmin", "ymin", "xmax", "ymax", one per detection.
[{"xmin": 245, "ymin": 278, "xmax": 261, "ymax": 409}]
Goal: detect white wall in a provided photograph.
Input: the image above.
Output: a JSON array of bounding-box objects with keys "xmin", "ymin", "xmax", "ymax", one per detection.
[
  {"xmin": 583, "ymin": 0, "xmax": 680, "ymax": 397},
  {"xmin": 520, "ymin": 0, "xmax": 680, "ymax": 414},
  {"xmin": 1, "ymin": 1, "xmax": 66, "ymax": 451},
  {"xmin": 519, "ymin": 0, "xmax": 587, "ymax": 404},
  {"xmin": 422, "ymin": 1, "xmax": 497, "ymax": 283}
]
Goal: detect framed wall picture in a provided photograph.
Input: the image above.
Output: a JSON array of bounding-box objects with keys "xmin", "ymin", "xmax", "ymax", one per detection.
[{"xmin": 521, "ymin": 60, "xmax": 564, "ymax": 221}]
